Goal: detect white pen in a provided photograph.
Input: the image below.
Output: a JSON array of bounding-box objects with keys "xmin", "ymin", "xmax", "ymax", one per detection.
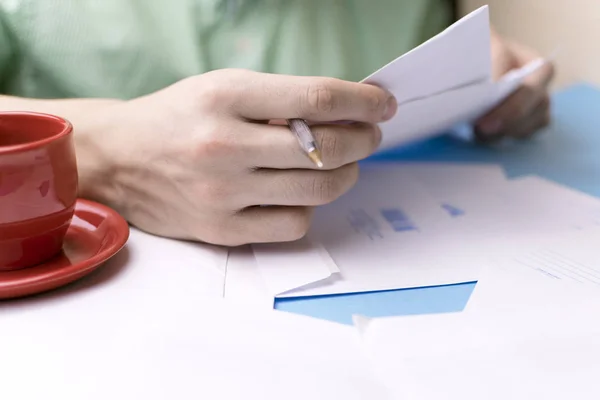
[{"xmin": 286, "ymin": 118, "xmax": 323, "ymax": 168}]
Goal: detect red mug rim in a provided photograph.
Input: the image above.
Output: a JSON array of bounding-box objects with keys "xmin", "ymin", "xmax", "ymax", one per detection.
[{"xmin": 0, "ymin": 111, "xmax": 73, "ymax": 155}]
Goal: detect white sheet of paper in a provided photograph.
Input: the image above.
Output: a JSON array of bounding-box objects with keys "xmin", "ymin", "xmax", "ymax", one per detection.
[
  {"xmin": 399, "ymin": 162, "xmax": 506, "ymax": 192},
  {"xmin": 407, "ymin": 175, "xmax": 600, "ymax": 285},
  {"xmin": 251, "ymin": 237, "xmax": 340, "ymax": 296},
  {"xmin": 377, "ymin": 73, "xmax": 531, "ymax": 149},
  {"xmin": 356, "ymin": 297, "xmax": 600, "ymax": 399},
  {"xmin": 364, "ymin": 5, "xmax": 547, "ymax": 150},
  {"xmin": 494, "ymin": 175, "xmax": 600, "ymax": 229},
  {"xmin": 363, "ymin": 162, "xmax": 507, "ymax": 217},
  {"xmin": 271, "ymin": 168, "xmax": 481, "ymax": 298},
  {"xmin": 437, "ymin": 175, "xmax": 600, "ymax": 244},
  {"xmin": 466, "ymin": 258, "xmax": 600, "ymax": 314},
  {"xmin": 484, "ymin": 227, "xmax": 600, "ymax": 288},
  {"xmin": 223, "ymin": 245, "xmax": 274, "ymax": 309},
  {"xmin": 0, "ymin": 294, "xmax": 391, "ymax": 400}
]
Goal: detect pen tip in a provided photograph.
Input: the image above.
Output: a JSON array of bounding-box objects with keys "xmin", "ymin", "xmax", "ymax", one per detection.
[{"xmin": 308, "ymin": 149, "xmax": 324, "ymax": 168}]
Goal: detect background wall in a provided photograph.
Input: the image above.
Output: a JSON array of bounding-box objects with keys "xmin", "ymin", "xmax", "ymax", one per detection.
[{"xmin": 461, "ymin": 0, "xmax": 600, "ymax": 89}]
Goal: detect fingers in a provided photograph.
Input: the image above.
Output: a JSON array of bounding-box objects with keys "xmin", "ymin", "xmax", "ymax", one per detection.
[
  {"xmin": 240, "ymin": 121, "xmax": 382, "ymax": 170},
  {"xmin": 228, "ymin": 206, "xmax": 315, "ymax": 245},
  {"xmin": 247, "ymin": 163, "xmax": 359, "ymax": 206},
  {"xmin": 476, "ymin": 57, "xmax": 554, "ymax": 139},
  {"xmin": 527, "ymin": 58, "xmax": 555, "ymax": 89},
  {"xmin": 475, "ymin": 85, "xmax": 545, "ymax": 138},
  {"xmin": 210, "ymin": 69, "xmax": 397, "ymax": 123},
  {"xmin": 475, "ymin": 96, "xmax": 551, "ymax": 143},
  {"xmin": 506, "ymin": 97, "xmax": 552, "ymax": 139}
]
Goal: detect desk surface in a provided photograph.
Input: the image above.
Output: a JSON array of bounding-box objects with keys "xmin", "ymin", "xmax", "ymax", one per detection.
[{"xmin": 275, "ymin": 83, "xmax": 600, "ymax": 324}]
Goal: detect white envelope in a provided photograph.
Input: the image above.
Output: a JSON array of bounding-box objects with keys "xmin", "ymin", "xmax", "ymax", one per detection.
[
  {"xmin": 363, "ymin": 5, "xmax": 548, "ymax": 150},
  {"xmin": 362, "ymin": 6, "xmax": 492, "ymax": 105}
]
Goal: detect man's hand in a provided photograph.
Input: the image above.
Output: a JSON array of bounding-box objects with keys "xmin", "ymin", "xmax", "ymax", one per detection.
[
  {"xmin": 475, "ymin": 31, "xmax": 555, "ymax": 142},
  {"xmin": 82, "ymin": 69, "xmax": 397, "ymax": 246}
]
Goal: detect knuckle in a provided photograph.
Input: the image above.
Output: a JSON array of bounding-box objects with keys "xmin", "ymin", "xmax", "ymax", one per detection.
[
  {"xmin": 367, "ymin": 124, "xmax": 383, "ymax": 152},
  {"xmin": 311, "ymin": 172, "xmax": 342, "ymax": 204},
  {"xmin": 203, "ymin": 87, "xmax": 229, "ymax": 112},
  {"xmin": 282, "ymin": 208, "xmax": 312, "ymax": 241},
  {"xmin": 197, "ymin": 81, "xmax": 228, "ymax": 111},
  {"xmin": 318, "ymin": 130, "xmax": 345, "ymax": 166},
  {"xmin": 192, "ymin": 70, "xmax": 244, "ymax": 111},
  {"xmin": 194, "ymin": 122, "xmax": 237, "ymax": 159},
  {"xmin": 179, "ymin": 69, "xmax": 252, "ymax": 112},
  {"xmin": 510, "ymin": 88, "xmax": 534, "ymax": 120},
  {"xmin": 541, "ymin": 110, "xmax": 552, "ymax": 127},
  {"xmin": 304, "ymin": 80, "xmax": 337, "ymax": 115},
  {"xmin": 212, "ymin": 232, "xmax": 243, "ymax": 247},
  {"xmin": 365, "ymin": 90, "xmax": 384, "ymax": 115},
  {"xmin": 540, "ymin": 95, "xmax": 551, "ymax": 109},
  {"xmin": 513, "ymin": 102, "xmax": 530, "ymax": 120},
  {"xmin": 347, "ymin": 162, "xmax": 360, "ymax": 188},
  {"xmin": 195, "ymin": 221, "xmax": 231, "ymax": 245}
]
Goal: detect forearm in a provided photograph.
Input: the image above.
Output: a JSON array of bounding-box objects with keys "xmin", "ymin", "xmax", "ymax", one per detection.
[{"xmin": 0, "ymin": 95, "xmax": 124, "ymax": 204}]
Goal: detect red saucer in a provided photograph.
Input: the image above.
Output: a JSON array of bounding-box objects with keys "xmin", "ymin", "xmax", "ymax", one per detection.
[{"xmin": 0, "ymin": 199, "xmax": 129, "ymax": 299}]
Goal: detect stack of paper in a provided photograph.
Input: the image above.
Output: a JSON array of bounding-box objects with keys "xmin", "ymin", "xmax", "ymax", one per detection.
[{"xmin": 228, "ymin": 161, "xmax": 600, "ymax": 308}]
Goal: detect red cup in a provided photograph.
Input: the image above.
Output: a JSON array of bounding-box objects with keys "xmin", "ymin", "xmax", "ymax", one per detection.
[{"xmin": 0, "ymin": 112, "xmax": 78, "ymax": 270}]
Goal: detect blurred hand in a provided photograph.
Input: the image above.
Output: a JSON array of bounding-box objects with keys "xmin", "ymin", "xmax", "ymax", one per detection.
[
  {"xmin": 475, "ymin": 31, "xmax": 555, "ymax": 142},
  {"xmin": 84, "ymin": 69, "xmax": 397, "ymax": 246}
]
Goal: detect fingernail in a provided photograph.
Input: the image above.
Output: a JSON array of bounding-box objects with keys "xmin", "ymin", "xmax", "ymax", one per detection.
[
  {"xmin": 382, "ymin": 96, "xmax": 398, "ymax": 121},
  {"xmin": 478, "ymin": 119, "xmax": 503, "ymax": 135}
]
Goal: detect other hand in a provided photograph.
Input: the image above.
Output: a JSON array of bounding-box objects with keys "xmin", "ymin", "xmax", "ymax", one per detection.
[{"xmin": 475, "ymin": 31, "xmax": 555, "ymax": 142}]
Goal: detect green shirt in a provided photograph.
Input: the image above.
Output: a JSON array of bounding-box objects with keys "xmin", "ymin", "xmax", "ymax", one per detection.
[{"xmin": 0, "ymin": 0, "xmax": 452, "ymax": 100}]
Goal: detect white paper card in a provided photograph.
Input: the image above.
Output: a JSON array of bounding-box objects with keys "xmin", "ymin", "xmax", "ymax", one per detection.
[
  {"xmin": 223, "ymin": 245, "xmax": 274, "ymax": 310},
  {"xmin": 363, "ymin": 6, "xmax": 548, "ymax": 150}
]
